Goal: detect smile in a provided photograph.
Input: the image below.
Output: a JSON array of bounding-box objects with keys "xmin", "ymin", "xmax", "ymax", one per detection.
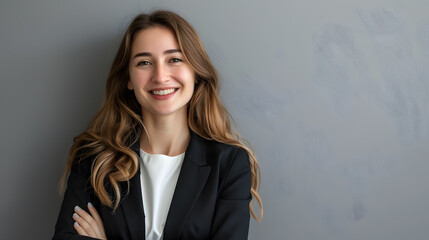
[{"xmin": 151, "ymin": 88, "xmax": 177, "ymax": 96}]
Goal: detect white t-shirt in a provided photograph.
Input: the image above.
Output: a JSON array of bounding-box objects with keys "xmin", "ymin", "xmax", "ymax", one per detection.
[{"xmin": 139, "ymin": 149, "xmax": 185, "ymax": 240}]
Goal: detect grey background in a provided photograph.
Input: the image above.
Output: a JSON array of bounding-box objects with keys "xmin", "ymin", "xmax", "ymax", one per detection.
[{"xmin": 1, "ymin": 0, "xmax": 429, "ymax": 239}]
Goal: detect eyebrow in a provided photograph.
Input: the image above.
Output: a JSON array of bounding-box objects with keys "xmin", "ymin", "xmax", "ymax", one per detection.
[{"xmin": 132, "ymin": 49, "xmax": 182, "ymax": 59}]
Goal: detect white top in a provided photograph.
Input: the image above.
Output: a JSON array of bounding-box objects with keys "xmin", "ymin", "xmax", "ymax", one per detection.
[{"xmin": 139, "ymin": 149, "xmax": 185, "ymax": 240}]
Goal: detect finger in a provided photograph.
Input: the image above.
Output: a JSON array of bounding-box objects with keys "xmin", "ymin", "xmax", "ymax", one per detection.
[
  {"xmin": 87, "ymin": 203, "xmax": 102, "ymax": 227},
  {"xmin": 74, "ymin": 206, "xmax": 97, "ymax": 237},
  {"xmin": 73, "ymin": 211, "xmax": 96, "ymax": 237},
  {"xmin": 73, "ymin": 221, "xmax": 89, "ymax": 237},
  {"xmin": 87, "ymin": 202, "xmax": 106, "ymax": 238},
  {"xmin": 75, "ymin": 205, "xmax": 105, "ymax": 239},
  {"xmin": 87, "ymin": 203, "xmax": 106, "ymax": 232}
]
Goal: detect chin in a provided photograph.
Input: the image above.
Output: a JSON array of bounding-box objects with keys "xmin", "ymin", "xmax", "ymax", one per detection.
[{"xmin": 152, "ymin": 106, "xmax": 188, "ymax": 117}]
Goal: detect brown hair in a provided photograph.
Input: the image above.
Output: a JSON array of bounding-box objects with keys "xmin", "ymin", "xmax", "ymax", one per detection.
[{"xmin": 61, "ymin": 10, "xmax": 263, "ymax": 220}]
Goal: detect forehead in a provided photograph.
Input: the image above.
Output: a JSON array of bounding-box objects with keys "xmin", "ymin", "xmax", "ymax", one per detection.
[{"xmin": 131, "ymin": 26, "xmax": 179, "ymax": 53}]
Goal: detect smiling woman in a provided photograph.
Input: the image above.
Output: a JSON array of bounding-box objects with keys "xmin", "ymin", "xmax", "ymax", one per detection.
[
  {"xmin": 127, "ymin": 27, "xmax": 195, "ymax": 117},
  {"xmin": 53, "ymin": 10, "xmax": 262, "ymax": 240}
]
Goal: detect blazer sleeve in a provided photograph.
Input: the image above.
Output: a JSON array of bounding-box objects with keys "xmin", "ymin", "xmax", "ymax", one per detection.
[
  {"xmin": 52, "ymin": 156, "xmax": 101, "ymax": 240},
  {"xmin": 210, "ymin": 148, "xmax": 252, "ymax": 240}
]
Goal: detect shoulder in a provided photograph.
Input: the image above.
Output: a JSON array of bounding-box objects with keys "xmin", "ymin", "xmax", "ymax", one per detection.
[
  {"xmin": 189, "ymin": 133, "xmax": 252, "ymax": 201},
  {"xmin": 69, "ymin": 148, "xmax": 97, "ymax": 177},
  {"xmin": 188, "ymin": 132, "xmax": 250, "ymax": 170}
]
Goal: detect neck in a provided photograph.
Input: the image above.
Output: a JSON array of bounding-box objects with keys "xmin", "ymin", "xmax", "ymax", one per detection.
[{"xmin": 140, "ymin": 110, "xmax": 190, "ymax": 156}]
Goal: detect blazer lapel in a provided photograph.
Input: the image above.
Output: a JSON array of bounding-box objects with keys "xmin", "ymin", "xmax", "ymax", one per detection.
[
  {"xmin": 163, "ymin": 132, "xmax": 211, "ymax": 239},
  {"xmin": 120, "ymin": 139, "xmax": 146, "ymax": 240}
]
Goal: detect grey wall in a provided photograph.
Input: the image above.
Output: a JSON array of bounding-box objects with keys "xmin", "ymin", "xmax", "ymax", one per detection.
[{"xmin": 1, "ymin": 0, "xmax": 429, "ymax": 239}]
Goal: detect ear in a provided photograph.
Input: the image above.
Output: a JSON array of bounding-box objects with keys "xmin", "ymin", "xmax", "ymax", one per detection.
[{"xmin": 127, "ymin": 81, "xmax": 134, "ymax": 90}]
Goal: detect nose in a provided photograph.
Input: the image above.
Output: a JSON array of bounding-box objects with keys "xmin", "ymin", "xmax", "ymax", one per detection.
[{"xmin": 152, "ymin": 63, "xmax": 169, "ymax": 83}]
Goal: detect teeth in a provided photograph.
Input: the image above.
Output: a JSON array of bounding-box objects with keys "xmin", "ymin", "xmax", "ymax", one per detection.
[{"xmin": 152, "ymin": 88, "xmax": 175, "ymax": 95}]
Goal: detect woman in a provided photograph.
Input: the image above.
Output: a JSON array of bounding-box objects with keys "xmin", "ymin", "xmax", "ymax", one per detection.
[{"xmin": 53, "ymin": 10, "xmax": 262, "ymax": 240}]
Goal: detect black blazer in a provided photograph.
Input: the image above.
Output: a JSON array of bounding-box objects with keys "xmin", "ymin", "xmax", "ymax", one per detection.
[{"xmin": 53, "ymin": 131, "xmax": 252, "ymax": 240}]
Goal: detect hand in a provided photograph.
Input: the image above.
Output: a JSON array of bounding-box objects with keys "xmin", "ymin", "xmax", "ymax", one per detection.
[{"xmin": 72, "ymin": 202, "xmax": 107, "ymax": 240}]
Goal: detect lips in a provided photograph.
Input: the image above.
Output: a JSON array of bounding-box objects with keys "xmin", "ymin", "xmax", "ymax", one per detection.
[{"xmin": 151, "ymin": 88, "xmax": 177, "ymax": 96}]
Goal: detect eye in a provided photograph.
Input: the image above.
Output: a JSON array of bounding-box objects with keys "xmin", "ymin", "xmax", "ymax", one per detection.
[
  {"xmin": 169, "ymin": 58, "xmax": 182, "ymax": 63},
  {"xmin": 137, "ymin": 60, "xmax": 151, "ymax": 66}
]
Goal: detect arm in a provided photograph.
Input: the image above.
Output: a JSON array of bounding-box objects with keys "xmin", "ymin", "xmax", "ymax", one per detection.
[
  {"xmin": 210, "ymin": 148, "xmax": 252, "ymax": 240},
  {"xmin": 52, "ymin": 157, "xmax": 103, "ymax": 240}
]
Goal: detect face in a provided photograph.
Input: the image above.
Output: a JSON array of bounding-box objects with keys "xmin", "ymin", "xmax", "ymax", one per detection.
[{"xmin": 128, "ymin": 26, "xmax": 195, "ymax": 118}]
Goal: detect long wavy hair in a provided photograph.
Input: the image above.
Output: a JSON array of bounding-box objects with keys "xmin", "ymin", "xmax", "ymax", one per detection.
[{"xmin": 61, "ymin": 10, "xmax": 263, "ymax": 220}]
